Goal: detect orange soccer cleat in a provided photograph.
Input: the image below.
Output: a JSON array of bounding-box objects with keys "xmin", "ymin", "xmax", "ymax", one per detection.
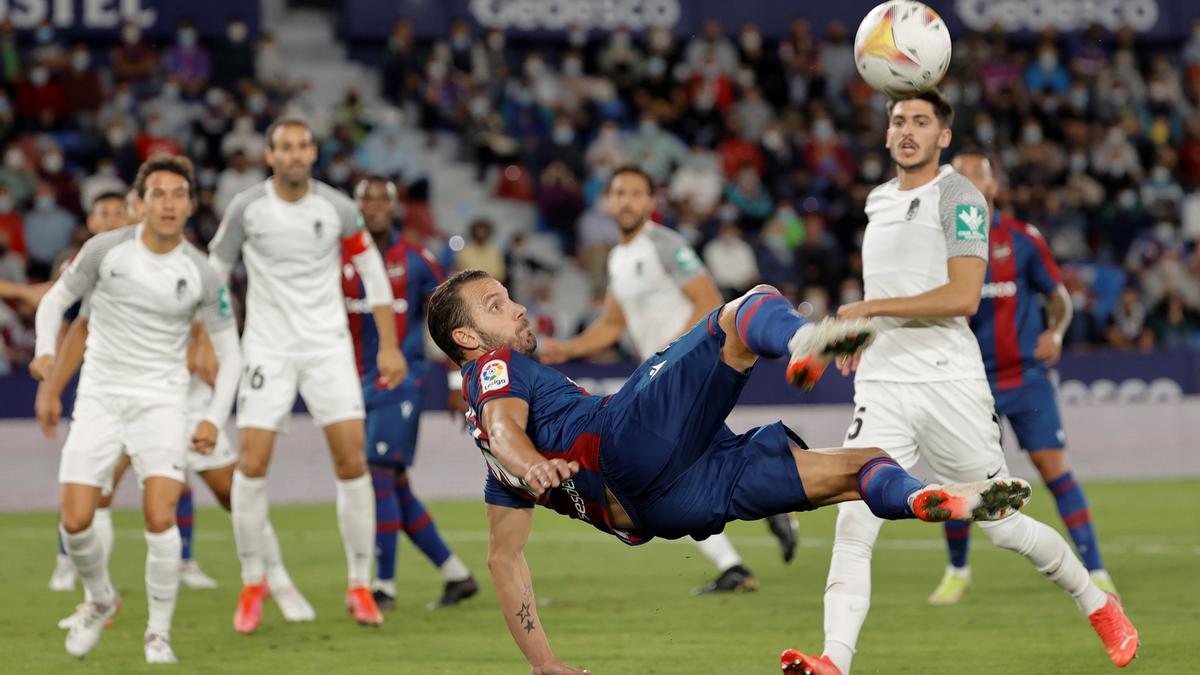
[
  {"xmin": 780, "ymin": 649, "xmax": 842, "ymax": 675},
  {"xmin": 1088, "ymin": 594, "xmax": 1139, "ymax": 668},
  {"xmin": 786, "ymin": 319, "xmax": 876, "ymax": 391},
  {"xmin": 910, "ymin": 478, "xmax": 1032, "ymax": 523},
  {"xmin": 233, "ymin": 583, "xmax": 267, "ymax": 634},
  {"xmin": 345, "ymin": 586, "xmax": 383, "ymax": 626}
]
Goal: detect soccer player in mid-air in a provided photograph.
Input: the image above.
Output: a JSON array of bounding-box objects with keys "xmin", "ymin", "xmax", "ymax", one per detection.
[
  {"xmin": 539, "ymin": 165, "xmax": 797, "ymax": 593},
  {"xmin": 427, "ymin": 268, "xmax": 1033, "ymax": 674},
  {"xmin": 927, "ymin": 152, "xmax": 1118, "ymax": 605},
  {"xmin": 344, "ymin": 175, "xmax": 478, "ymax": 610},
  {"xmin": 781, "ymin": 91, "xmax": 1138, "ymax": 675},
  {"xmin": 31, "ymin": 155, "xmax": 242, "ymax": 663},
  {"xmin": 209, "ymin": 117, "xmax": 405, "ymax": 631}
]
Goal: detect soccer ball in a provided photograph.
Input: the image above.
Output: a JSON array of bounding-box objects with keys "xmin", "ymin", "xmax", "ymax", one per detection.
[{"xmin": 854, "ymin": 0, "xmax": 951, "ymax": 97}]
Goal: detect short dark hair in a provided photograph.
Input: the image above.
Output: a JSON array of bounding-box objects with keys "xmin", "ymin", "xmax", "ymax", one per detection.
[
  {"xmin": 266, "ymin": 117, "xmax": 312, "ymax": 149},
  {"xmin": 134, "ymin": 153, "xmax": 195, "ymax": 201},
  {"xmin": 605, "ymin": 164, "xmax": 655, "ymax": 194},
  {"xmin": 90, "ymin": 190, "xmax": 127, "ymax": 212},
  {"xmin": 428, "ymin": 269, "xmax": 492, "ymax": 365},
  {"xmin": 887, "ymin": 88, "xmax": 955, "ymax": 128}
]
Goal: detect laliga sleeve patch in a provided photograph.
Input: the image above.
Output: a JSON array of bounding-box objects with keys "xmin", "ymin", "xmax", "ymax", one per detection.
[
  {"xmin": 480, "ymin": 359, "xmax": 510, "ymax": 394},
  {"xmin": 955, "ymin": 204, "xmax": 987, "ymax": 242},
  {"xmin": 217, "ymin": 286, "xmax": 232, "ymax": 318}
]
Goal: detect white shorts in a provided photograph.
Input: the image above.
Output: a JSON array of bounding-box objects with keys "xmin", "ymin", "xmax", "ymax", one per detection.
[
  {"xmin": 59, "ymin": 394, "xmax": 187, "ymax": 489},
  {"xmin": 842, "ymin": 379, "xmax": 1007, "ymax": 483},
  {"xmin": 236, "ymin": 346, "xmax": 365, "ymax": 433},
  {"xmin": 184, "ymin": 413, "xmax": 238, "ymax": 473}
]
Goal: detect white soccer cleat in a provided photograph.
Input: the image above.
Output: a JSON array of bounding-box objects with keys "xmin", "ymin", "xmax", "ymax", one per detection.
[
  {"xmin": 911, "ymin": 478, "xmax": 1033, "ymax": 523},
  {"xmin": 58, "ymin": 603, "xmax": 87, "ymax": 630},
  {"xmin": 271, "ymin": 583, "xmax": 316, "ymax": 622},
  {"xmin": 49, "ymin": 553, "xmax": 78, "ymax": 592},
  {"xmin": 786, "ymin": 318, "xmax": 877, "ymax": 390},
  {"xmin": 144, "ymin": 632, "xmax": 177, "ymax": 664},
  {"xmin": 64, "ymin": 594, "xmax": 119, "ymax": 658},
  {"xmin": 179, "ymin": 560, "xmax": 219, "ymax": 589},
  {"xmin": 928, "ymin": 565, "xmax": 972, "ymax": 605}
]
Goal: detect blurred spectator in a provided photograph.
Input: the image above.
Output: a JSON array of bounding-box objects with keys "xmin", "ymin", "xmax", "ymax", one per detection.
[
  {"xmin": 60, "ymin": 45, "xmax": 105, "ymax": 115},
  {"xmin": 1107, "ymin": 286, "xmax": 1154, "ymax": 350},
  {"xmin": 212, "ymin": 18, "xmax": 256, "ymax": 89},
  {"xmin": 1024, "ymin": 43, "xmax": 1071, "ymax": 95},
  {"xmin": 221, "ymin": 114, "xmax": 267, "ymax": 161},
  {"xmin": 22, "ymin": 183, "xmax": 75, "ymax": 280},
  {"xmin": 0, "ymin": 228, "xmax": 24, "ymax": 284},
  {"xmin": 755, "ymin": 212, "xmax": 801, "ymax": 291},
  {"xmin": 164, "ymin": 19, "xmax": 211, "ymax": 97},
  {"xmin": 1149, "ymin": 292, "xmax": 1200, "ymax": 348},
  {"xmin": 505, "ymin": 232, "xmax": 556, "ymax": 306},
  {"xmin": 215, "ymin": 150, "xmax": 265, "ymax": 216},
  {"xmin": 732, "ymin": 86, "xmax": 774, "ymax": 145},
  {"xmin": 445, "ymin": 19, "xmax": 475, "ymax": 75},
  {"xmin": 16, "ymin": 63, "xmax": 66, "ymax": 128},
  {"xmin": 576, "ymin": 205, "xmax": 619, "ymax": 289},
  {"xmin": 100, "ymin": 120, "xmax": 142, "ymax": 181},
  {"xmin": 684, "ymin": 19, "xmax": 739, "ymax": 77},
  {"xmin": 669, "ymin": 147, "xmax": 723, "ymax": 216},
  {"xmin": 135, "ymin": 112, "xmax": 184, "ymax": 161},
  {"xmin": 703, "ymin": 219, "xmax": 759, "ymax": 299},
  {"xmin": 79, "ymin": 160, "xmax": 125, "ymax": 212},
  {"xmin": 39, "ymin": 147, "xmax": 81, "ymax": 218},
  {"xmin": 625, "ymin": 112, "xmax": 687, "ymax": 183},
  {"xmin": 456, "ymin": 219, "xmax": 506, "ymax": 281},
  {"xmin": 0, "ymin": 186, "xmax": 24, "ymax": 259},
  {"xmin": 358, "ymin": 109, "xmax": 423, "ymax": 182},
  {"xmin": 717, "ymin": 116, "xmax": 764, "ymax": 178},
  {"xmin": 584, "ymin": 121, "xmax": 626, "ymax": 175},
  {"xmin": 381, "ymin": 19, "xmax": 421, "ymax": 105},
  {"xmin": 29, "ymin": 20, "xmax": 66, "ymax": 71},
  {"xmin": 725, "ymin": 165, "xmax": 773, "ymax": 232},
  {"xmin": 0, "ymin": 20, "xmax": 19, "ymax": 87},
  {"xmin": 255, "ymin": 32, "xmax": 289, "ymax": 91},
  {"xmin": 536, "ymin": 161, "xmax": 585, "ymax": 256},
  {"xmin": 0, "ymin": 147, "xmax": 36, "ymax": 207},
  {"xmin": 111, "ymin": 20, "xmax": 159, "ymax": 88},
  {"xmin": 820, "ymin": 21, "xmax": 856, "ymax": 98},
  {"xmin": 597, "ymin": 28, "xmax": 642, "ymax": 89}
]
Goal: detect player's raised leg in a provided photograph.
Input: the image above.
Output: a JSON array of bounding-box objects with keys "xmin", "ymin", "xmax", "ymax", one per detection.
[
  {"xmin": 1028, "ymin": 449, "xmax": 1116, "ymax": 594},
  {"xmin": 324, "ymin": 418, "xmax": 382, "ymax": 625}
]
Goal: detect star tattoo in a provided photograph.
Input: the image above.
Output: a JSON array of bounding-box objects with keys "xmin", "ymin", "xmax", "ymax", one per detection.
[
  {"xmin": 516, "ymin": 603, "xmax": 531, "ymax": 621},
  {"xmin": 524, "ymin": 619, "xmax": 535, "ymax": 634}
]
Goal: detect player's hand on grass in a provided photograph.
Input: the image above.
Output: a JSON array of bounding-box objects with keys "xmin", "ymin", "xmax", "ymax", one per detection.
[
  {"xmin": 34, "ymin": 384, "xmax": 61, "ymax": 438},
  {"xmin": 376, "ymin": 347, "xmax": 408, "ymax": 389},
  {"xmin": 1034, "ymin": 330, "xmax": 1062, "ymax": 366},
  {"xmin": 524, "ymin": 458, "xmax": 580, "ymax": 497},
  {"xmin": 837, "ymin": 300, "xmax": 874, "ymax": 321},
  {"xmin": 538, "ymin": 338, "xmax": 569, "ymax": 365},
  {"xmin": 191, "ymin": 420, "xmax": 218, "ymax": 455},
  {"xmin": 532, "ymin": 659, "xmax": 590, "ymax": 675},
  {"xmin": 29, "ymin": 354, "xmax": 54, "ymax": 381}
]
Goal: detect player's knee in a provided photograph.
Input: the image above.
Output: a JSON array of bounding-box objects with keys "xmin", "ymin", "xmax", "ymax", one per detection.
[
  {"xmin": 60, "ymin": 510, "xmax": 94, "ymax": 534},
  {"xmin": 978, "ymin": 512, "xmax": 1034, "ymax": 553},
  {"xmin": 1029, "ymin": 450, "xmax": 1069, "ymax": 482},
  {"xmin": 237, "ymin": 451, "xmax": 271, "ymax": 478},
  {"xmin": 143, "ymin": 510, "xmax": 176, "ymax": 534},
  {"xmin": 332, "ymin": 452, "xmax": 366, "ymax": 480}
]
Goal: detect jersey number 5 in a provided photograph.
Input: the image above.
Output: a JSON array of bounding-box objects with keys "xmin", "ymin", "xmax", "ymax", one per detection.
[{"xmin": 847, "ymin": 406, "xmax": 866, "ymax": 441}]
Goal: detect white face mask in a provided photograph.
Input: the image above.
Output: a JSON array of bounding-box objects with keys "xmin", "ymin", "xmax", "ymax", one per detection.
[
  {"xmin": 0, "ymin": 196, "xmax": 11, "ymax": 212},
  {"xmin": 4, "ymin": 151, "xmax": 23, "ymax": 170},
  {"xmin": 563, "ymin": 58, "xmax": 583, "ymax": 77},
  {"xmin": 487, "ymin": 33, "xmax": 504, "ymax": 51},
  {"xmin": 228, "ymin": 23, "xmax": 248, "ymax": 43},
  {"xmin": 741, "ymin": 31, "xmax": 762, "ymax": 52},
  {"xmin": 71, "ymin": 51, "xmax": 90, "ymax": 71},
  {"xmin": 1022, "ymin": 126, "xmax": 1043, "ymax": 144},
  {"xmin": 29, "ymin": 67, "xmax": 49, "ymax": 87},
  {"xmin": 612, "ymin": 32, "xmax": 631, "ymax": 49},
  {"xmin": 813, "ymin": 120, "xmax": 834, "ymax": 141},
  {"xmin": 35, "ymin": 194, "xmax": 55, "ymax": 210},
  {"xmin": 42, "ymin": 153, "xmax": 63, "ymax": 173},
  {"xmin": 123, "ymin": 26, "xmax": 141, "ymax": 45}
]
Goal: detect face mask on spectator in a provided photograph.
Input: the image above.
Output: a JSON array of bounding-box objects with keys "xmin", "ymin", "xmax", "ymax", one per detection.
[
  {"xmin": 247, "ymin": 95, "xmax": 266, "ymax": 113},
  {"xmin": 1069, "ymin": 87, "xmax": 1089, "ymax": 109},
  {"xmin": 35, "ymin": 25, "xmax": 53, "ymax": 45},
  {"xmin": 98, "ymin": 163, "xmax": 117, "ymax": 177},
  {"xmin": 1118, "ymin": 190, "xmax": 1137, "ymax": 209},
  {"xmin": 228, "ymin": 22, "xmax": 248, "ymax": 43},
  {"xmin": 162, "ymin": 83, "xmax": 181, "ymax": 100},
  {"xmin": 452, "ymin": 33, "xmax": 471, "ymax": 50},
  {"xmin": 552, "ymin": 125, "xmax": 575, "ymax": 145},
  {"xmin": 963, "ymin": 82, "xmax": 982, "ymax": 105},
  {"xmin": 468, "ymin": 95, "xmax": 490, "ymax": 118},
  {"xmin": 235, "ymin": 116, "xmax": 254, "ymax": 133},
  {"xmin": 649, "ymin": 29, "xmax": 671, "ymax": 52},
  {"xmin": 942, "ymin": 84, "xmax": 961, "ymax": 104},
  {"xmin": 0, "ymin": 96, "xmax": 10, "ymax": 116},
  {"xmin": 29, "ymin": 67, "xmax": 49, "ymax": 87},
  {"xmin": 427, "ymin": 60, "xmax": 447, "ymax": 79},
  {"xmin": 762, "ymin": 129, "xmax": 784, "ymax": 152},
  {"xmin": 976, "ymin": 124, "xmax": 995, "ymax": 144},
  {"xmin": 71, "ymin": 51, "xmax": 90, "ymax": 71},
  {"xmin": 640, "ymin": 119, "xmax": 657, "ymax": 134},
  {"xmin": 1111, "ymin": 89, "xmax": 1129, "ymax": 107},
  {"xmin": 813, "ymin": 120, "xmax": 835, "ymax": 141},
  {"xmin": 840, "ymin": 286, "xmax": 863, "ymax": 305},
  {"xmin": 562, "ymin": 57, "xmax": 583, "ymax": 77},
  {"xmin": 0, "ymin": 196, "xmax": 11, "ymax": 212},
  {"xmin": 147, "ymin": 120, "xmax": 165, "ymax": 136},
  {"xmin": 645, "ymin": 56, "xmax": 667, "ymax": 78},
  {"xmin": 1022, "ymin": 125, "xmax": 1043, "ymax": 144},
  {"xmin": 123, "ymin": 26, "xmax": 140, "ymax": 44},
  {"xmin": 179, "ymin": 28, "xmax": 197, "ymax": 48},
  {"xmin": 199, "ymin": 168, "xmax": 217, "ymax": 188},
  {"xmin": 206, "ymin": 88, "xmax": 226, "ymax": 107},
  {"xmin": 524, "ymin": 58, "xmax": 546, "ymax": 79},
  {"xmin": 115, "ymin": 91, "xmax": 133, "ymax": 109},
  {"xmin": 5, "ymin": 150, "xmax": 23, "ymax": 170},
  {"xmin": 567, "ymin": 29, "xmax": 587, "ymax": 48},
  {"xmin": 1039, "ymin": 52, "xmax": 1058, "ymax": 71},
  {"xmin": 487, "ymin": 33, "xmax": 505, "ymax": 51},
  {"xmin": 1152, "ymin": 166, "xmax": 1170, "ymax": 182},
  {"xmin": 1153, "ymin": 221, "xmax": 1175, "ymax": 242},
  {"xmin": 328, "ymin": 162, "xmax": 351, "ymax": 183},
  {"xmin": 1069, "ymin": 153, "xmax": 1088, "ymax": 173},
  {"xmin": 611, "ymin": 32, "xmax": 631, "ymax": 49},
  {"xmin": 862, "ymin": 159, "xmax": 883, "ymax": 181},
  {"xmin": 35, "ymin": 194, "xmax": 55, "ymax": 210},
  {"xmin": 42, "ymin": 153, "xmax": 63, "ymax": 174}
]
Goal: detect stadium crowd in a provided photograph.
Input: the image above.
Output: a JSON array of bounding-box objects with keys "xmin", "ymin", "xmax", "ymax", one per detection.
[{"xmin": 5, "ymin": 16, "xmax": 1200, "ymax": 372}]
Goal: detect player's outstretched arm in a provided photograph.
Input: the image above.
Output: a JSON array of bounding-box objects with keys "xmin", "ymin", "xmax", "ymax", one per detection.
[
  {"xmin": 540, "ymin": 291, "xmax": 626, "ymax": 364},
  {"xmin": 483, "ymin": 397, "xmax": 578, "ymax": 496},
  {"xmin": 487, "ymin": 503, "xmax": 590, "ymax": 675},
  {"xmin": 839, "ymin": 256, "xmax": 986, "ymax": 321}
]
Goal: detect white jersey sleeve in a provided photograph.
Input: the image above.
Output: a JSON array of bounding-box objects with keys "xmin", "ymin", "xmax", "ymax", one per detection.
[
  {"xmin": 644, "ymin": 225, "xmax": 707, "ymax": 286},
  {"xmin": 937, "ymin": 172, "xmax": 989, "ymax": 260}
]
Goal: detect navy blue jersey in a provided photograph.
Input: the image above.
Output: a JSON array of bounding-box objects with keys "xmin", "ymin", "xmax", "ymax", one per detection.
[
  {"xmin": 462, "ymin": 348, "xmax": 648, "ymax": 545},
  {"xmin": 972, "ymin": 214, "xmax": 1062, "ymax": 391}
]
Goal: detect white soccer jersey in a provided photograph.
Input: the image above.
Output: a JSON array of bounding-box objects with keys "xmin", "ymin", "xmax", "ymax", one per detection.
[
  {"xmin": 856, "ymin": 165, "xmax": 990, "ymax": 383},
  {"xmin": 606, "ymin": 221, "xmax": 707, "ymax": 359},
  {"xmin": 209, "ymin": 179, "xmax": 365, "ymax": 355},
  {"xmin": 40, "ymin": 224, "xmax": 235, "ymax": 400}
]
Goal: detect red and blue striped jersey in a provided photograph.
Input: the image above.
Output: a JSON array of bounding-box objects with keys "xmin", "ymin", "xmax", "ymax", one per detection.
[
  {"xmin": 342, "ymin": 232, "xmax": 443, "ymax": 385},
  {"xmin": 463, "ymin": 348, "xmax": 649, "ymax": 546},
  {"xmin": 971, "ymin": 214, "xmax": 1062, "ymax": 391}
]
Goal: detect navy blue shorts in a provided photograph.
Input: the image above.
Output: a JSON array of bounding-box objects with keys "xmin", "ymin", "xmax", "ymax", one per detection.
[
  {"xmin": 364, "ymin": 379, "xmax": 424, "ymax": 467},
  {"xmin": 599, "ymin": 311, "xmax": 812, "ymax": 539},
  {"xmin": 993, "ymin": 373, "xmax": 1066, "ymax": 452}
]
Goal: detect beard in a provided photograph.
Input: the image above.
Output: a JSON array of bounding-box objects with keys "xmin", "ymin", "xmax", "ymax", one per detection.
[{"xmin": 477, "ymin": 322, "xmax": 538, "ymax": 357}]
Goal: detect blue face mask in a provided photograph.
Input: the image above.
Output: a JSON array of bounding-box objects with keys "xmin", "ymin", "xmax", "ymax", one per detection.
[{"xmin": 35, "ymin": 26, "xmax": 53, "ymax": 45}]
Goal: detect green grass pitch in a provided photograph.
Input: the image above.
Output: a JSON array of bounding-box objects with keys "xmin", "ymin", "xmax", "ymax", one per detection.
[{"xmin": 1, "ymin": 480, "xmax": 1195, "ymax": 673}]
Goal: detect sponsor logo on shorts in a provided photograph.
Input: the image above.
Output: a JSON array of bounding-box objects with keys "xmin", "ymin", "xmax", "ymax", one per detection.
[
  {"xmin": 376, "ymin": 442, "xmax": 388, "ymax": 455},
  {"xmin": 480, "ymin": 359, "xmax": 509, "ymax": 393}
]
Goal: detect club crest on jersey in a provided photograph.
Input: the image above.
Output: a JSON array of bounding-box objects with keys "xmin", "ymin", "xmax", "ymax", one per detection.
[
  {"xmin": 955, "ymin": 204, "xmax": 987, "ymax": 242},
  {"xmin": 314, "ymin": 219, "xmax": 323, "ymax": 238},
  {"xmin": 906, "ymin": 198, "xmax": 920, "ymax": 220},
  {"xmin": 175, "ymin": 278, "xmax": 187, "ymax": 300},
  {"xmin": 480, "ymin": 358, "xmax": 509, "ymax": 393}
]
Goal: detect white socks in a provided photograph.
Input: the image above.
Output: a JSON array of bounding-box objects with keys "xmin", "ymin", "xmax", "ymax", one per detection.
[
  {"xmin": 692, "ymin": 533, "xmax": 743, "ymax": 572},
  {"xmin": 822, "ymin": 501, "xmax": 884, "ymax": 675},
  {"xmin": 978, "ymin": 513, "xmax": 1108, "ymax": 615},
  {"xmin": 93, "ymin": 508, "xmax": 114, "ymax": 565},
  {"xmin": 262, "ymin": 519, "xmax": 297, "ymax": 590},
  {"xmin": 440, "ymin": 554, "xmax": 471, "ymax": 583},
  {"xmin": 231, "ymin": 471, "xmax": 269, "ymax": 585},
  {"xmin": 144, "ymin": 527, "xmax": 181, "ymax": 638},
  {"xmin": 60, "ymin": 523, "xmax": 115, "ymax": 606},
  {"xmin": 335, "ymin": 474, "xmax": 375, "ymax": 588}
]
